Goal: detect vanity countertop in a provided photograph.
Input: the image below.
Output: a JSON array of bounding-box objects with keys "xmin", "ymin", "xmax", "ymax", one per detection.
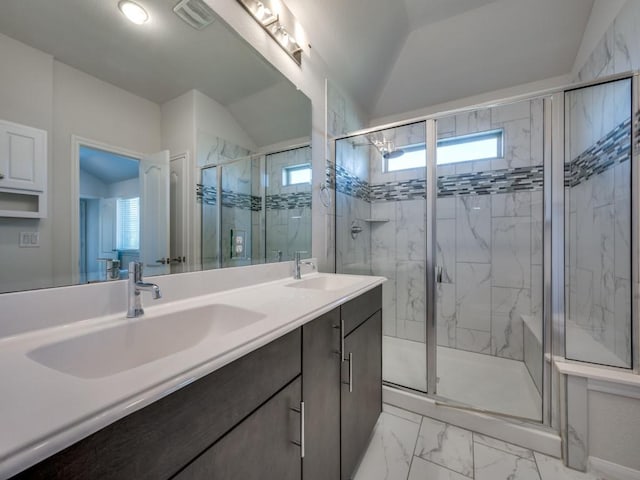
[{"xmin": 0, "ymin": 272, "xmax": 385, "ymax": 478}]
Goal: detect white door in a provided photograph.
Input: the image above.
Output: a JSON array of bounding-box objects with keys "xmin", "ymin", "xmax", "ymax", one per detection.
[
  {"xmin": 170, "ymin": 155, "xmax": 188, "ymax": 274},
  {"xmin": 140, "ymin": 150, "xmax": 170, "ymax": 276},
  {"xmin": 98, "ymin": 197, "xmax": 117, "ymax": 258}
]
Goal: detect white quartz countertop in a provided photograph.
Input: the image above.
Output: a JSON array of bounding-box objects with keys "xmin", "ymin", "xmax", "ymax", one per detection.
[{"xmin": 0, "ymin": 272, "xmax": 385, "ymax": 478}]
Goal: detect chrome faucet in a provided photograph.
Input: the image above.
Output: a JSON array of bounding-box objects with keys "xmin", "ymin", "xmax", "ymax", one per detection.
[
  {"xmin": 293, "ymin": 251, "xmax": 316, "ymax": 280},
  {"xmin": 127, "ymin": 262, "xmax": 161, "ymax": 318}
]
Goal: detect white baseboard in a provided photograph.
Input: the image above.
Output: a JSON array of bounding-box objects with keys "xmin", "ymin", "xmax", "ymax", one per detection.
[{"xmin": 589, "ymin": 457, "xmax": 640, "ymax": 480}]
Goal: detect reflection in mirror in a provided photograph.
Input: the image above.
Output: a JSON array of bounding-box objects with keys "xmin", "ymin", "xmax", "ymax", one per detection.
[
  {"xmin": 564, "ymin": 78, "xmax": 632, "ymax": 368},
  {"xmin": 0, "ymin": 0, "xmax": 311, "ymax": 293},
  {"xmin": 79, "ymin": 146, "xmax": 141, "ymax": 283},
  {"xmin": 265, "ymin": 146, "xmax": 312, "ymax": 263},
  {"xmin": 197, "ymin": 145, "xmax": 312, "ymax": 270}
]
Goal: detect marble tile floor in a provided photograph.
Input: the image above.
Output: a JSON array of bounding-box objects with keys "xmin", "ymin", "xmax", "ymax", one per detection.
[
  {"xmin": 353, "ymin": 405, "xmax": 604, "ymax": 480},
  {"xmin": 383, "ymin": 336, "xmax": 542, "ymax": 420}
]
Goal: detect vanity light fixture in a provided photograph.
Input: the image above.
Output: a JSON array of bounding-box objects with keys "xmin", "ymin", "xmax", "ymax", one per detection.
[
  {"xmin": 236, "ymin": 0, "xmax": 304, "ymax": 66},
  {"xmin": 118, "ymin": 1, "xmax": 150, "ymax": 25}
]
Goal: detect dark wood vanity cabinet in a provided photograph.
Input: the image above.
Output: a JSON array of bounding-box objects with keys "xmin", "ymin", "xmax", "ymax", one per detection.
[
  {"xmin": 302, "ymin": 308, "xmax": 341, "ymax": 480},
  {"xmin": 174, "ymin": 376, "xmax": 302, "ymax": 480},
  {"xmin": 340, "ymin": 287, "xmax": 383, "ymax": 480},
  {"xmin": 11, "ymin": 287, "xmax": 382, "ymax": 480}
]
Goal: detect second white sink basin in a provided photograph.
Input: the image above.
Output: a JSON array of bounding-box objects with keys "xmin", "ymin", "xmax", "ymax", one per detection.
[
  {"xmin": 27, "ymin": 304, "xmax": 266, "ymax": 379},
  {"xmin": 286, "ymin": 275, "xmax": 362, "ymax": 291}
]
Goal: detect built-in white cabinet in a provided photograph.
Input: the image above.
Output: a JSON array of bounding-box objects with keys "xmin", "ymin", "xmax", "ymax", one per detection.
[{"xmin": 0, "ymin": 119, "xmax": 48, "ymax": 218}]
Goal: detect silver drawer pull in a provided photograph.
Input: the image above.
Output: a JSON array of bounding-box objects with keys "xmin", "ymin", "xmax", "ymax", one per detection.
[
  {"xmin": 290, "ymin": 401, "xmax": 305, "ymax": 458},
  {"xmin": 342, "ymin": 352, "xmax": 353, "ymax": 393},
  {"xmin": 341, "ymin": 319, "xmax": 345, "ymax": 362}
]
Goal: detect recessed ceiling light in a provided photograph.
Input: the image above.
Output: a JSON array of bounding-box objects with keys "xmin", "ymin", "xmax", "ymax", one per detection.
[{"xmin": 118, "ymin": 1, "xmax": 149, "ymax": 25}]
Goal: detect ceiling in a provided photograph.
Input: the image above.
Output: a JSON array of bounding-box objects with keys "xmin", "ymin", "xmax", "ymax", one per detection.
[
  {"xmin": 287, "ymin": 0, "xmax": 594, "ymax": 120},
  {"xmin": 0, "ymin": 0, "xmax": 311, "ymax": 147},
  {"xmin": 80, "ymin": 146, "xmax": 139, "ymax": 184}
]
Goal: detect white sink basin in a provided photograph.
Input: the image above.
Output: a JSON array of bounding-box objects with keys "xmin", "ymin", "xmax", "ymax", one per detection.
[
  {"xmin": 285, "ymin": 275, "xmax": 362, "ymax": 291},
  {"xmin": 27, "ymin": 304, "xmax": 266, "ymax": 378}
]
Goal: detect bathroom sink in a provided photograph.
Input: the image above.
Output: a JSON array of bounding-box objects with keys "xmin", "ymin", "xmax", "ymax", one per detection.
[
  {"xmin": 285, "ymin": 275, "xmax": 362, "ymax": 291},
  {"xmin": 27, "ymin": 304, "xmax": 266, "ymax": 379}
]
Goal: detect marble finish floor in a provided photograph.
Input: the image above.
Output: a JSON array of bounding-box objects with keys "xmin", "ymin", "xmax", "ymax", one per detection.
[
  {"xmin": 354, "ymin": 405, "xmax": 604, "ymax": 480},
  {"xmin": 383, "ymin": 336, "xmax": 541, "ymax": 420}
]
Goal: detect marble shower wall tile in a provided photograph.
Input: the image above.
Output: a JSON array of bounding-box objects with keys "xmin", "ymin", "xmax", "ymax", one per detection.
[
  {"xmin": 396, "ymin": 200, "xmax": 426, "ymax": 261},
  {"xmin": 437, "ymin": 283, "xmax": 457, "ymax": 348},
  {"xmin": 455, "ymin": 196, "xmax": 491, "ymax": 264},
  {"xmin": 396, "ymin": 261, "xmax": 426, "ymax": 341},
  {"xmin": 456, "ymin": 327, "xmax": 492, "ymax": 355},
  {"xmin": 492, "ymin": 216, "xmax": 531, "ymax": 289},
  {"xmin": 456, "ymin": 263, "xmax": 491, "ymax": 331}
]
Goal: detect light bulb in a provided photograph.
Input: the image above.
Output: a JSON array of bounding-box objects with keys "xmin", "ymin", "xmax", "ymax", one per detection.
[{"xmin": 118, "ymin": 1, "xmax": 149, "ymax": 25}]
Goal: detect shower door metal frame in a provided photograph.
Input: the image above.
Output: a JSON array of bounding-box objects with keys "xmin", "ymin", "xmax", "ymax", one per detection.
[{"xmin": 425, "ymin": 119, "xmax": 438, "ymax": 394}]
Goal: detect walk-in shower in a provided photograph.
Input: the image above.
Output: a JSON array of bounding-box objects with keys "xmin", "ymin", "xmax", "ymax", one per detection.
[{"xmin": 334, "ymin": 73, "xmax": 637, "ymax": 428}]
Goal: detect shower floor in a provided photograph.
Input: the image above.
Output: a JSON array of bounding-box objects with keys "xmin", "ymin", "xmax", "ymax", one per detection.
[{"xmin": 383, "ymin": 336, "xmax": 542, "ymax": 421}]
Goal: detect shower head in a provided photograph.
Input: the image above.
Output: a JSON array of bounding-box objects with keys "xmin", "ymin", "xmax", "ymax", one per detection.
[{"xmin": 383, "ymin": 149, "xmax": 404, "ymax": 160}]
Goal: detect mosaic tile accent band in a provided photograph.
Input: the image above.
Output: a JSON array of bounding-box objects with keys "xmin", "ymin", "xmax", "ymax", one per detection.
[
  {"xmin": 198, "ymin": 185, "xmax": 310, "ymax": 211},
  {"xmin": 197, "ymin": 184, "xmax": 262, "ymax": 211},
  {"xmin": 565, "ymin": 117, "xmax": 631, "ymax": 187},
  {"xmin": 335, "ymin": 164, "xmax": 544, "ymax": 202},
  {"xmin": 266, "ymin": 192, "xmax": 312, "ymax": 210},
  {"xmin": 335, "ymin": 162, "xmax": 370, "ymax": 201}
]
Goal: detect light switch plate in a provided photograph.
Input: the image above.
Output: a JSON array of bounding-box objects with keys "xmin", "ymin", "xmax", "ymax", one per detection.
[{"xmin": 19, "ymin": 232, "xmax": 39, "ymax": 247}]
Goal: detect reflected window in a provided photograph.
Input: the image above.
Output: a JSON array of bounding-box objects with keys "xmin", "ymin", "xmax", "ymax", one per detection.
[
  {"xmin": 116, "ymin": 197, "xmax": 140, "ymax": 250},
  {"xmin": 283, "ymin": 163, "xmax": 311, "ymax": 186}
]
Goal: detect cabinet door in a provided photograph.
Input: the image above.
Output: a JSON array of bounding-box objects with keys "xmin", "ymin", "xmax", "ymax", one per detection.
[
  {"xmin": 341, "ymin": 311, "xmax": 382, "ymax": 480},
  {"xmin": 302, "ymin": 308, "xmax": 341, "ymax": 480},
  {"xmin": 175, "ymin": 376, "xmax": 302, "ymax": 480},
  {"xmin": 0, "ymin": 119, "xmax": 46, "ymax": 192}
]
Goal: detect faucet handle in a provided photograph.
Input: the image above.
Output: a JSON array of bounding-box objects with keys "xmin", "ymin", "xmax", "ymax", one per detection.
[{"xmin": 129, "ymin": 261, "xmax": 143, "ymax": 281}]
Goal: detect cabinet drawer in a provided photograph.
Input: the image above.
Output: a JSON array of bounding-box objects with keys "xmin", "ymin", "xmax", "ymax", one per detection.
[
  {"xmin": 174, "ymin": 376, "xmax": 302, "ymax": 480},
  {"xmin": 13, "ymin": 329, "xmax": 302, "ymax": 480},
  {"xmin": 341, "ymin": 286, "xmax": 382, "ymax": 336}
]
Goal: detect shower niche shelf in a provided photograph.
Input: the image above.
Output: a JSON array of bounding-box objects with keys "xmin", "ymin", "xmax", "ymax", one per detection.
[{"xmin": 363, "ymin": 218, "xmax": 390, "ymax": 223}]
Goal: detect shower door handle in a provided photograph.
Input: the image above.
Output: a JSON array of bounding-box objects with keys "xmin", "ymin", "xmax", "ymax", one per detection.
[{"xmin": 435, "ymin": 265, "xmax": 443, "ymax": 283}]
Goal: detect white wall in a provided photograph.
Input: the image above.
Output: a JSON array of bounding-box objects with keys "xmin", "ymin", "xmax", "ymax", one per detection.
[
  {"xmin": 51, "ymin": 61, "xmax": 162, "ymax": 286},
  {"xmin": 79, "ymin": 170, "xmax": 108, "ymax": 198},
  {"xmin": 0, "ymin": 33, "xmax": 54, "ymax": 293},
  {"xmin": 108, "ymin": 178, "xmax": 139, "ymax": 199}
]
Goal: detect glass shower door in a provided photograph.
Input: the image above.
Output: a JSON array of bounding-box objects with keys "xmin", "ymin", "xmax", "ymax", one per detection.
[
  {"xmin": 334, "ymin": 122, "xmax": 428, "ymax": 392},
  {"xmin": 431, "ymin": 99, "xmax": 545, "ymax": 421}
]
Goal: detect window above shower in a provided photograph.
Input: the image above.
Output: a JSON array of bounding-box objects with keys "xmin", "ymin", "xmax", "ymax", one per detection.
[{"xmin": 382, "ymin": 128, "xmax": 504, "ymax": 172}]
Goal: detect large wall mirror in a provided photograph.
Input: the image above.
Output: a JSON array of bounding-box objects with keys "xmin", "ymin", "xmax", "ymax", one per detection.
[{"xmin": 0, "ymin": 0, "xmax": 312, "ymax": 293}]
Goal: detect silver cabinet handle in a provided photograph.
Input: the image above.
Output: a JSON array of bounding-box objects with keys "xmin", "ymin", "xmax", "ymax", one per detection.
[
  {"xmin": 300, "ymin": 401, "xmax": 305, "ymax": 458},
  {"xmin": 342, "ymin": 352, "xmax": 353, "ymax": 392},
  {"xmin": 290, "ymin": 401, "xmax": 305, "ymax": 458},
  {"xmin": 348, "ymin": 352, "xmax": 353, "ymax": 393},
  {"xmin": 341, "ymin": 319, "xmax": 345, "ymax": 362}
]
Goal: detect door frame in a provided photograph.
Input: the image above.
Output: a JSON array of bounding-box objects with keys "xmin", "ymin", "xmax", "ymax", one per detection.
[{"xmin": 70, "ymin": 135, "xmax": 142, "ymax": 284}]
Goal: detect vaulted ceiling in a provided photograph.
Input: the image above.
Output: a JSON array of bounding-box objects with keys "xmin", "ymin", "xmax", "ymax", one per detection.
[{"xmin": 286, "ymin": 0, "xmax": 594, "ymax": 120}]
